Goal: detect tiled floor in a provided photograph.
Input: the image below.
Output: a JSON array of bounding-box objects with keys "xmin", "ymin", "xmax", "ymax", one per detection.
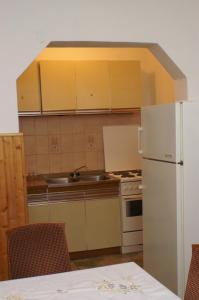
[{"xmin": 71, "ymin": 251, "xmax": 143, "ymax": 270}]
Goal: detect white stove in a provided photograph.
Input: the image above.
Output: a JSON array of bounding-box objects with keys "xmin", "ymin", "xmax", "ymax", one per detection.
[
  {"xmin": 109, "ymin": 170, "xmax": 143, "ymax": 254},
  {"xmin": 109, "ymin": 170, "xmax": 142, "ymax": 182}
]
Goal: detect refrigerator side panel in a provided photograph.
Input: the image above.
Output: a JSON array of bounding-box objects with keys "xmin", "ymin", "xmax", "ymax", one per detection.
[
  {"xmin": 141, "ymin": 103, "xmax": 181, "ymax": 162},
  {"xmin": 182, "ymin": 101, "xmax": 199, "ymax": 286},
  {"xmin": 143, "ymin": 159, "xmax": 180, "ymax": 294}
]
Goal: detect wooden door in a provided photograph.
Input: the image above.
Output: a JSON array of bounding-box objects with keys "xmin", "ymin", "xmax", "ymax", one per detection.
[
  {"xmin": 76, "ymin": 61, "xmax": 110, "ymax": 109},
  {"xmin": 85, "ymin": 197, "xmax": 121, "ymax": 250},
  {"xmin": 40, "ymin": 61, "xmax": 76, "ymax": 111},
  {"xmin": 49, "ymin": 201, "xmax": 87, "ymax": 252},
  {"xmin": 17, "ymin": 61, "xmax": 41, "ymax": 112},
  {"xmin": 109, "ymin": 61, "xmax": 142, "ymax": 108}
]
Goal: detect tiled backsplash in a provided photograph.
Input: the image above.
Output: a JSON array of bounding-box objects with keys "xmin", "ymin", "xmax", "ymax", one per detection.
[{"xmin": 19, "ymin": 113, "xmax": 140, "ymax": 175}]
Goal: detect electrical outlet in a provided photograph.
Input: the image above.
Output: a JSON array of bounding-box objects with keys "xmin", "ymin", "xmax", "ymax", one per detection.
[{"xmin": 49, "ymin": 136, "xmax": 60, "ymax": 153}]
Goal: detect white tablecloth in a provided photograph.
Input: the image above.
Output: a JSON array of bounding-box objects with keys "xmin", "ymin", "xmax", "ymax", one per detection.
[{"xmin": 0, "ymin": 262, "xmax": 181, "ymax": 300}]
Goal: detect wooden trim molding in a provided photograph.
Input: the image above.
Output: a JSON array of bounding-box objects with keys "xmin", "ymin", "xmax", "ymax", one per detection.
[
  {"xmin": 70, "ymin": 247, "xmax": 120, "ymax": 260},
  {"xmin": 0, "ymin": 133, "xmax": 27, "ymax": 280}
]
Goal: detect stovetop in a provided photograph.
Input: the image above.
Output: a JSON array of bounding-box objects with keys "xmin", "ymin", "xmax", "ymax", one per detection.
[{"xmin": 109, "ymin": 169, "xmax": 142, "ymax": 182}]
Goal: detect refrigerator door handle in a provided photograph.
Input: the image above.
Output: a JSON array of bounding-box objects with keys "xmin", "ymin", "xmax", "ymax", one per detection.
[{"xmin": 138, "ymin": 127, "xmax": 143, "ymax": 154}]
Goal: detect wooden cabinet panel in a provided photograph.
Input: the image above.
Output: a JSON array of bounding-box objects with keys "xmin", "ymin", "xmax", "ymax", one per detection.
[
  {"xmin": 17, "ymin": 61, "xmax": 41, "ymax": 112},
  {"xmin": 49, "ymin": 201, "xmax": 87, "ymax": 252},
  {"xmin": 40, "ymin": 61, "xmax": 76, "ymax": 111},
  {"xmin": 18, "ymin": 60, "xmax": 142, "ymax": 113},
  {"xmin": 85, "ymin": 197, "xmax": 121, "ymax": 250},
  {"xmin": 109, "ymin": 61, "xmax": 142, "ymax": 108},
  {"xmin": 28, "ymin": 204, "xmax": 49, "ymax": 223},
  {"xmin": 0, "ymin": 134, "xmax": 27, "ymax": 280},
  {"xmin": 76, "ymin": 61, "xmax": 110, "ymax": 109}
]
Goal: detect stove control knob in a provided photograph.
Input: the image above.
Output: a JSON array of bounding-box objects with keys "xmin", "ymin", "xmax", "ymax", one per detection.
[{"xmin": 138, "ymin": 184, "xmax": 144, "ymax": 190}]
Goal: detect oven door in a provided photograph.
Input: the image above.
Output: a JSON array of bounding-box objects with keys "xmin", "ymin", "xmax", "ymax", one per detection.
[{"xmin": 122, "ymin": 195, "xmax": 142, "ymax": 232}]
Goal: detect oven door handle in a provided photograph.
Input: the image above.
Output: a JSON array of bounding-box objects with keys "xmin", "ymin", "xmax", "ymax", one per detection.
[{"xmin": 122, "ymin": 195, "xmax": 142, "ymax": 200}]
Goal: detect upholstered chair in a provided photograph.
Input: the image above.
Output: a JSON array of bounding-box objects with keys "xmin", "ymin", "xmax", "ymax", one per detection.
[
  {"xmin": 184, "ymin": 244, "xmax": 199, "ymax": 300},
  {"xmin": 7, "ymin": 223, "xmax": 70, "ymax": 279}
]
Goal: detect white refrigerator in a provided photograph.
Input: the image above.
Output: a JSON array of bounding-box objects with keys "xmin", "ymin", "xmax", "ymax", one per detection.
[{"xmin": 140, "ymin": 101, "xmax": 199, "ymax": 298}]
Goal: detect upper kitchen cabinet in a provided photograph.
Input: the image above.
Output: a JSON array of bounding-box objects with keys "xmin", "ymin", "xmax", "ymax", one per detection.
[
  {"xmin": 75, "ymin": 61, "xmax": 110, "ymax": 110},
  {"xmin": 109, "ymin": 61, "xmax": 142, "ymax": 109},
  {"xmin": 40, "ymin": 61, "xmax": 76, "ymax": 111},
  {"xmin": 17, "ymin": 61, "xmax": 41, "ymax": 112}
]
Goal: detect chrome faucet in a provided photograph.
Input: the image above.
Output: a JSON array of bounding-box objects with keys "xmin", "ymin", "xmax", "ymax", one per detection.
[{"xmin": 70, "ymin": 165, "xmax": 87, "ymax": 179}]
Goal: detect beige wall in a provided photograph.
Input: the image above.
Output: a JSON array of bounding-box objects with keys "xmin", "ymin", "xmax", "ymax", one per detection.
[
  {"xmin": 1, "ymin": 1, "xmax": 199, "ymax": 133},
  {"xmin": 142, "ymin": 49, "xmax": 175, "ymax": 105},
  {"xmin": 20, "ymin": 113, "xmax": 140, "ymax": 175}
]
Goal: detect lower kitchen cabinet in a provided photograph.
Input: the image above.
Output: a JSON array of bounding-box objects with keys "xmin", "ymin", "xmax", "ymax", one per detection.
[
  {"xmin": 48, "ymin": 201, "xmax": 87, "ymax": 252},
  {"xmin": 28, "ymin": 203, "xmax": 49, "ymax": 223},
  {"xmin": 28, "ymin": 196, "xmax": 121, "ymax": 253},
  {"xmin": 85, "ymin": 197, "xmax": 121, "ymax": 250}
]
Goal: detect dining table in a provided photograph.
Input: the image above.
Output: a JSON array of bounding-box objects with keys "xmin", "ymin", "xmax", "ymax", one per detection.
[{"xmin": 0, "ymin": 262, "xmax": 181, "ymax": 300}]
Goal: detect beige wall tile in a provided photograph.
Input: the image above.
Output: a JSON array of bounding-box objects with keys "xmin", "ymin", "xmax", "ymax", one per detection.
[
  {"xmin": 36, "ymin": 136, "xmax": 49, "ymax": 154},
  {"xmin": 86, "ymin": 151, "xmax": 99, "ymax": 170},
  {"xmin": 73, "ymin": 134, "xmax": 86, "ymax": 152},
  {"xmin": 47, "ymin": 116, "xmax": 61, "ymax": 135},
  {"xmin": 24, "ymin": 136, "xmax": 36, "ymax": 155},
  {"xmin": 23, "ymin": 113, "xmax": 140, "ymax": 174},
  {"xmin": 98, "ymin": 151, "xmax": 105, "ymax": 170},
  {"xmin": 73, "ymin": 152, "xmax": 86, "ymax": 169},
  {"xmin": 19, "ymin": 117, "xmax": 35, "ymax": 135},
  {"xmin": 60, "ymin": 116, "xmax": 74, "ymax": 134},
  {"xmin": 61, "ymin": 153, "xmax": 74, "ymax": 172},
  {"xmin": 86, "ymin": 133, "xmax": 98, "ymax": 151},
  {"xmin": 35, "ymin": 117, "xmax": 48, "ymax": 135},
  {"xmin": 25, "ymin": 155, "xmax": 37, "ymax": 175},
  {"xmin": 98, "ymin": 115, "xmax": 112, "ymax": 127},
  {"xmin": 73, "ymin": 115, "xmax": 86, "ymax": 134},
  {"xmin": 49, "ymin": 154, "xmax": 62, "ymax": 173},
  {"xmin": 97, "ymin": 132, "xmax": 104, "ymax": 151},
  {"xmin": 84, "ymin": 115, "xmax": 100, "ymax": 133},
  {"xmin": 48, "ymin": 135, "xmax": 61, "ymax": 154},
  {"xmin": 61, "ymin": 134, "xmax": 74, "ymax": 153},
  {"xmin": 36, "ymin": 154, "xmax": 50, "ymax": 174}
]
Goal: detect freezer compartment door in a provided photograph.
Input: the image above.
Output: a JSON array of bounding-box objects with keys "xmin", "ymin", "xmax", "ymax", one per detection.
[
  {"xmin": 142, "ymin": 158, "xmax": 182, "ymax": 294},
  {"xmin": 141, "ymin": 103, "xmax": 181, "ymax": 162}
]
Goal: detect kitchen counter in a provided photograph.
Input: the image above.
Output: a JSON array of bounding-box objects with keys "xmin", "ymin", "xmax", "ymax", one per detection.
[
  {"xmin": 27, "ymin": 172, "xmax": 121, "ymax": 254},
  {"xmin": 27, "ymin": 171, "xmax": 120, "ymax": 195},
  {"xmin": 27, "ymin": 175, "xmax": 47, "ymax": 194}
]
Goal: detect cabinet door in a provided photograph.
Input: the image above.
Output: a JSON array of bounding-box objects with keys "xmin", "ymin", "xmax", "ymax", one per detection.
[
  {"xmin": 109, "ymin": 61, "xmax": 142, "ymax": 109},
  {"xmin": 76, "ymin": 61, "xmax": 110, "ymax": 109},
  {"xmin": 85, "ymin": 197, "xmax": 121, "ymax": 250},
  {"xmin": 40, "ymin": 61, "xmax": 76, "ymax": 111},
  {"xmin": 49, "ymin": 201, "xmax": 87, "ymax": 252},
  {"xmin": 28, "ymin": 203, "xmax": 49, "ymax": 223},
  {"xmin": 17, "ymin": 61, "xmax": 41, "ymax": 112}
]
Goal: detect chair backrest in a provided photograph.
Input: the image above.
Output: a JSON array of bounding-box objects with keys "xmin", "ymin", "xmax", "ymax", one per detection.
[
  {"xmin": 7, "ymin": 223, "xmax": 70, "ymax": 279},
  {"xmin": 184, "ymin": 244, "xmax": 199, "ymax": 300}
]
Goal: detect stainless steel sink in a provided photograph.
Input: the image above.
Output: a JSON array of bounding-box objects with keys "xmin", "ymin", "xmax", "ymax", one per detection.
[
  {"xmin": 44, "ymin": 174, "xmax": 110, "ymax": 187},
  {"xmin": 46, "ymin": 177, "xmax": 74, "ymax": 186},
  {"xmin": 78, "ymin": 174, "xmax": 109, "ymax": 181}
]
